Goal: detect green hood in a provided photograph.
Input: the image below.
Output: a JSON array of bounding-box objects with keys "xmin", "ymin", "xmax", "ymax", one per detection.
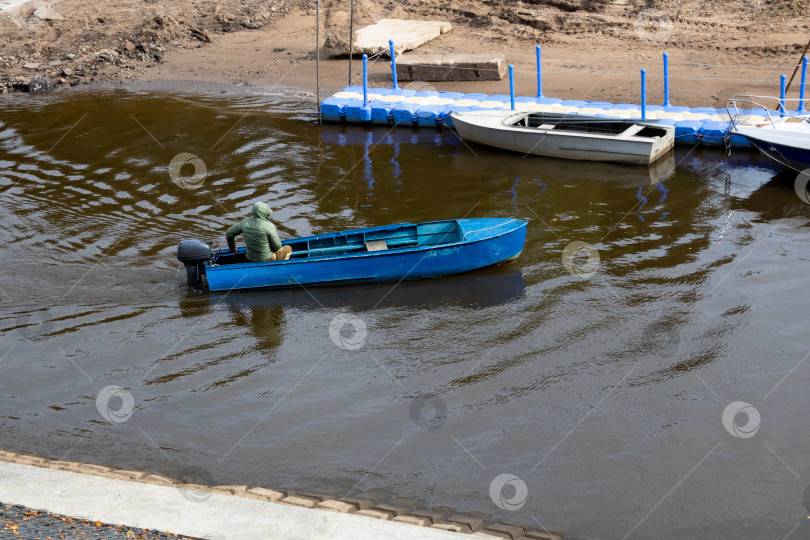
[{"xmin": 251, "ymin": 202, "xmax": 272, "ymax": 220}]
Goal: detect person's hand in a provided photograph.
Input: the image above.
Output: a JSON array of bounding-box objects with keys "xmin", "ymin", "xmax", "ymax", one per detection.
[{"xmin": 231, "ymin": 248, "xmax": 239, "ymax": 254}]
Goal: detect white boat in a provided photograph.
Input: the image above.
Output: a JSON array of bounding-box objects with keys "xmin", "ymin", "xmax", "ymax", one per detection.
[
  {"xmin": 726, "ymin": 95, "xmax": 810, "ymax": 173},
  {"xmin": 449, "ymin": 110, "xmax": 675, "ymax": 165}
]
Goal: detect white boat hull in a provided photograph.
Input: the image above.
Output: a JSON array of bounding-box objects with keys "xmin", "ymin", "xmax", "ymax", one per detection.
[
  {"xmin": 450, "ymin": 110, "xmax": 675, "ymax": 165},
  {"xmin": 731, "ymin": 117, "xmax": 810, "ymax": 173}
]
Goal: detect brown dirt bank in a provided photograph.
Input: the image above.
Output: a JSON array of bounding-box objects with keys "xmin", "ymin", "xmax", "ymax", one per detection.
[{"xmin": 0, "ymin": 0, "xmax": 809, "ymax": 106}]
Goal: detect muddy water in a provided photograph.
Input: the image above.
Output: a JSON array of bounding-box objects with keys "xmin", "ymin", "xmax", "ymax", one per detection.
[{"xmin": 1, "ymin": 86, "xmax": 809, "ymax": 539}]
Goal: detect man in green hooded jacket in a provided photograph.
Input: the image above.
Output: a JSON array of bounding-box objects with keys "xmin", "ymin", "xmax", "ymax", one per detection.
[{"xmin": 226, "ymin": 202, "xmax": 292, "ymax": 262}]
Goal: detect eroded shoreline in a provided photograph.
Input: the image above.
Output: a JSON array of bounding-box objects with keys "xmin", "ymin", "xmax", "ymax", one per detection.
[{"xmin": 1, "ymin": 0, "xmax": 808, "ymax": 107}]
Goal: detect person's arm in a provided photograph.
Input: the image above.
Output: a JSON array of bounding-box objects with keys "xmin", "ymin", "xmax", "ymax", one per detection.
[
  {"xmin": 266, "ymin": 223, "xmax": 282, "ymax": 252},
  {"xmin": 226, "ymin": 222, "xmax": 243, "ymax": 253}
]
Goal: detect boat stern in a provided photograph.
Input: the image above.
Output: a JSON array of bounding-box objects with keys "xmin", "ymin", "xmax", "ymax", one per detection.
[
  {"xmin": 177, "ymin": 239, "xmax": 212, "ymax": 289},
  {"xmin": 648, "ymin": 125, "xmax": 676, "ymax": 163}
]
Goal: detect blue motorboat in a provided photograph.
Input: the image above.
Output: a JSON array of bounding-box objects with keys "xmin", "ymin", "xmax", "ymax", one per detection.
[{"xmin": 177, "ymin": 218, "xmax": 528, "ymax": 292}]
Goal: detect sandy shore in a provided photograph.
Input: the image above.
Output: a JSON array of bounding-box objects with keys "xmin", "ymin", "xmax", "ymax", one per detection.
[{"xmin": 0, "ymin": 1, "xmax": 809, "ymax": 105}]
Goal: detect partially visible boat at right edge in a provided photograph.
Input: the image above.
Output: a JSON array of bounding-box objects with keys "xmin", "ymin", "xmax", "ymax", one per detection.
[{"xmin": 726, "ymin": 95, "xmax": 810, "ymax": 173}]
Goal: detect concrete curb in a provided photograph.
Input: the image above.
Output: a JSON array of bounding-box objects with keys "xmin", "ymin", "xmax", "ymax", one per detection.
[{"xmin": 0, "ymin": 449, "xmax": 565, "ymax": 539}]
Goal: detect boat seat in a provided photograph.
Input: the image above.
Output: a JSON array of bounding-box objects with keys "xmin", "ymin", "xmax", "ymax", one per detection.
[
  {"xmin": 538, "ymin": 123, "xmax": 556, "ymax": 130},
  {"xmin": 365, "ymin": 240, "xmax": 388, "ymax": 252},
  {"xmin": 620, "ymin": 124, "xmax": 645, "ymax": 137}
]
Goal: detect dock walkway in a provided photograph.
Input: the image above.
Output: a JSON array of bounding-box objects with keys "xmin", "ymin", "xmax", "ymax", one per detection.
[{"xmin": 320, "ymin": 85, "xmax": 786, "ymax": 149}]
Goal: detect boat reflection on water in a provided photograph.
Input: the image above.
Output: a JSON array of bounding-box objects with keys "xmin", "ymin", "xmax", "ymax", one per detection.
[
  {"xmin": 319, "ymin": 124, "xmax": 457, "ymax": 149},
  {"xmin": 451, "ymin": 144, "xmax": 677, "ymax": 189},
  {"xmin": 206, "ymin": 263, "xmax": 526, "ymax": 311},
  {"xmin": 227, "ymin": 303, "xmax": 286, "ymax": 353},
  {"xmin": 318, "ymin": 123, "xmax": 677, "ymax": 189},
  {"xmin": 174, "ymin": 265, "xmax": 523, "ymax": 359},
  {"xmin": 732, "ymin": 169, "xmax": 810, "ymax": 221},
  {"xmin": 176, "ymin": 291, "xmax": 287, "ymax": 353}
]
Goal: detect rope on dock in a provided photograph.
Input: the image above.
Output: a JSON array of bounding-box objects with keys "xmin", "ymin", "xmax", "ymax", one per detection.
[{"xmin": 348, "ymin": 49, "xmax": 387, "ymax": 87}]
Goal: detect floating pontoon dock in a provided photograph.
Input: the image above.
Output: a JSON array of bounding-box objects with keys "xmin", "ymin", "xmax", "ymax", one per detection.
[{"xmin": 318, "ymin": 47, "xmax": 810, "ymax": 150}]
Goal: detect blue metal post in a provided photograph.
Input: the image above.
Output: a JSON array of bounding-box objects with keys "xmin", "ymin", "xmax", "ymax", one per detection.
[
  {"xmin": 798, "ymin": 56, "xmax": 807, "ymax": 113},
  {"xmin": 362, "ymin": 53, "xmax": 369, "ymax": 104},
  {"xmin": 780, "ymin": 73, "xmax": 786, "ymax": 117},
  {"xmin": 360, "ymin": 53, "xmax": 372, "ymax": 121},
  {"xmin": 663, "ymin": 52, "xmax": 670, "ymax": 107},
  {"xmin": 389, "ymin": 40, "xmax": 398, "ymax": 90},
  {"xmin": 536, "ymin": 45, "xmax": 543, "ymax": 98},
  {"xmin": 509, "ymin": 65, "xmax": 515, "ymax": 110},
  {"xmin": 641, "ymin": 68, "xmax": 647, "ymax": 120}
]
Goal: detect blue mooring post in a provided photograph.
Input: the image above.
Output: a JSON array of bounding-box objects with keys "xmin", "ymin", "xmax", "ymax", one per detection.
[
  {"xmin": 662, "ymin": 52, "xmax": 670, "ymax": 107},
  {"xmin": 362, "ymin": 53, "xmax": 369, "ymax": 104},
  {"xmin": 361, "ymin": 53, "xmax": 371, "ymax": 121},
  {"xmin": 389, "ymin": 40, "xmax": 398, "ymax": 90},
  {"xmin": 536, "ymin": 45, "xmax": 543, "ymax": 98},
  {"xmin": 780, "ymin": 74, "xmax": 786, "ymax": 117},
  {"xmin": 509, "ymin": 65, "xmax": 515, "ymax": 110},
  {"xmin": 798, "ymin": 56, "xmax": 807, "ymax": 113},
  {"xmin": 641, "ymin": 68, "xmax": 647, "ymax": 120}
]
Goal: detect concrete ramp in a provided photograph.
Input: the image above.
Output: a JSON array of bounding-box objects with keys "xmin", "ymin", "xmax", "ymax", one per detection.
[
  {"xmin": 0, "ymin": 461, "xmax": 465, "ymax": 540},
  {"xmin": 353, "ymin": 19, "xmax": 452, "ymax": 56}
]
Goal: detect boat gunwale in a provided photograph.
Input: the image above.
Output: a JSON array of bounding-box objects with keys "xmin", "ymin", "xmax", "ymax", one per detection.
[
  {"xmin": 450, "ymin": 111, "xmax": 674, "ymax": 143},
  {"xmin": 206, "ymin": 219, "xmax": 528, "ymax": 272},
  {"xmin": 731, "ymin": 124, "xmax": 810, "ymax": 147}
]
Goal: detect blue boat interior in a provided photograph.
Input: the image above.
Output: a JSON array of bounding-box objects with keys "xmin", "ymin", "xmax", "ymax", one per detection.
[{"xmin": 213, "ymin": 220, "xmax": 462, "ymax": 266}]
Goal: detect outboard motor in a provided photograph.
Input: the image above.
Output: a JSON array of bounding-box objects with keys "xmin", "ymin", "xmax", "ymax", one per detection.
[{"xmin": 177, "ymin": 239, "xmax": 212, "ymax": 289}]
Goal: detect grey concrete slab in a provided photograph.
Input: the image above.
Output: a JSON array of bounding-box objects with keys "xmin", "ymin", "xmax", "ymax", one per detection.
[
  {"xmin": 395, "ymin": 53, "xmax": 506, "ymax": 82},
  {"xmin": 0, "ymin": 461, "xmax": 462, "ymax": 540}
]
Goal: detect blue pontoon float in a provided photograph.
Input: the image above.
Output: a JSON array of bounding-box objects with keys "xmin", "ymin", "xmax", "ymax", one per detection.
[{"xmin": 177, "ymin": 218, "xmax": 528, "ymax": 292}]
